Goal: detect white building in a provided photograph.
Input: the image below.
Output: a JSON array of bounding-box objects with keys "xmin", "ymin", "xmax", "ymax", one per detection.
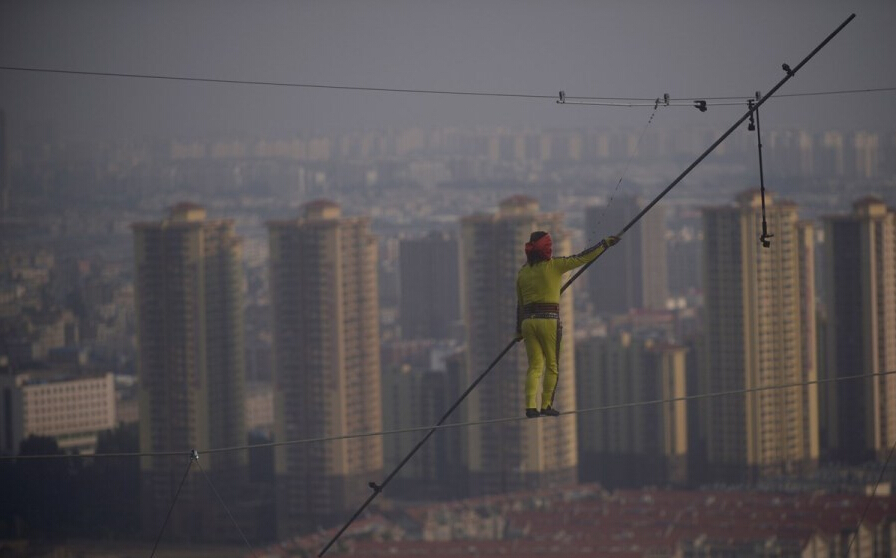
[{"xmin": 0, "ymin": 368, "xmax": 116, "ymax": 455}]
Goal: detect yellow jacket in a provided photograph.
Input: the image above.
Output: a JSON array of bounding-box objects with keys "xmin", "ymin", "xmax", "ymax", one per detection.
[{"xmin": 516, "ymin": 240, "xmax": 608, "ymax": 313}]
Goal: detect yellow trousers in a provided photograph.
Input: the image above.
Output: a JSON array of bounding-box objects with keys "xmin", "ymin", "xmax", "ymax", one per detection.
[{"xmin": 521, "ymin": 318, "xmax": 561, "ymax": 409}]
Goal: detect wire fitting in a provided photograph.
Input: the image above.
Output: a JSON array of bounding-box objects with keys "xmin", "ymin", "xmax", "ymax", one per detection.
[
  {"xmin": 368, "ymin": 481, "xmax": 383, "ymax": 493},
  {"xmin": 190, "ymin": 449, "xmax": 199, "ymax": 462},
  {"xmin": 747, "ymin": 99, "xmax": 756, "ymax": 131}
]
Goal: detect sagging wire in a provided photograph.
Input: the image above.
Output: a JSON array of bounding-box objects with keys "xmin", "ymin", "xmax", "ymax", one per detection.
[
  {"xmin": 2, "ymin": 64, "xmax": 894, "ymax": 106},
  {"xmin": 3, "ymin": 370, "xmax": 895, "ymax": 463},
  {"xmin": 558, "ymin": 91, "xmax": 737, "ymax": 111}
]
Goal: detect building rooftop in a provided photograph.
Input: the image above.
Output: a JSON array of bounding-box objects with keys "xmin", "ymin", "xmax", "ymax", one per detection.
[
  {"xmin": 303, "ymin": 198, "xmax": 342, "ymax": 220},
  {"xmin": 265, "ymin": 485, "xmax": 896, "ymax": 558}
]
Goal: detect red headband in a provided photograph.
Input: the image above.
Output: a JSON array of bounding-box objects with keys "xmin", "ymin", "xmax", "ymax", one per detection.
[{"xmin": 525, "ymin": 234, "xmax": 553, "ymax": 261}]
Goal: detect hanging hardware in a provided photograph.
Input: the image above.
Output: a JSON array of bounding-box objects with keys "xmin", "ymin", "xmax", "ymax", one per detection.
[{"xmin": 748, "ymin": 93, "xmax": 773, "ymax": 248}]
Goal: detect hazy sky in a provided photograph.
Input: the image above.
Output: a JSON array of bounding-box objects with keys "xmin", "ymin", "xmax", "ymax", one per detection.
[{"xmin": 2, "ymin": 0, "xmax": 894, "ymax": 142}]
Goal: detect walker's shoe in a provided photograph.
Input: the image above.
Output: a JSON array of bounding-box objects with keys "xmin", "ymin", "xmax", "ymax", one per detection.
[
  {"xmin": 540, "ymin": 406, "xmax": 560, "ymax": 417},
  {"xmin": 525, "ymin": 408, "xmax": 540, "ymax": 418}
]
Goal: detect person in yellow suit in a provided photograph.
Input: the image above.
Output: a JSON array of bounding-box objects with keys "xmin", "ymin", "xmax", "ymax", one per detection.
[{"xmin": 516, "ymin": 231, "xmax": 620, "ymax": 418}]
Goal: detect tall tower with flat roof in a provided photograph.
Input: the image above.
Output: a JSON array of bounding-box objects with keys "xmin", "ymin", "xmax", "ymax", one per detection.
[
  {"xmin": 132, "ymin": 203, "xmax": 247, "ymax": 539},
  {"xmin": 820, "ymin": 197, "xmax": 896, "ymax": 463},
  {"xmin": 268, "ymin": 200, "xmax": 383, "ymax": 534},
  {"xmin": 576, "ymin": 333, "xmax": 688, "ymax": 487},
  {"xmin": 700, "ymin": 191, "xmax": 818, "ymax": 481}
]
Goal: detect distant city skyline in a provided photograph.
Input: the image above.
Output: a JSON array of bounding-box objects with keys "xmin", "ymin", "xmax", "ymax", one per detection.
[
  {"xmin": 1, "ymin": 1, "xmax": 895, "ymax": 538},
  {"xmin": 3, "ymin": 173, "xmax": 896, "ymax": 545}
]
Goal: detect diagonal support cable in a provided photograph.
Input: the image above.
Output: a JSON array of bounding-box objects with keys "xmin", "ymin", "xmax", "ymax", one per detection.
[
  {"xmin": 331, "ymin": 14, "xmax": 857, "ymax": 557},
  {"xmin": 196, "ymin": 457, "xmax": 257, "ymax": 557},
  {"xmin": 149, "ymin": 450, "xmax": 197, "ymax": 558}
]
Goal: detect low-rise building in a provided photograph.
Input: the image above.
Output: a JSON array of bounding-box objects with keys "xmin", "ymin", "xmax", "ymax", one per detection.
[{"xmin": 0, "ymin": 367, "xmax": 116, "ymax": 454}]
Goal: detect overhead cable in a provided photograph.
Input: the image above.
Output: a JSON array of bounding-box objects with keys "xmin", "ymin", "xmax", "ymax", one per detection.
[
  {"xmin": 0, "ymin": 65, "xmax": 553, "ymax": 100},
  {"xmin": 1, "ymin": 64, "xmax": 892, "ymax": 106}
]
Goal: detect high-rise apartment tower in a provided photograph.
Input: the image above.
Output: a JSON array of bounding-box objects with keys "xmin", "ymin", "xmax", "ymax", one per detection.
[
  {"xmin": 268, "ymin": 200, "xmax": 383, "ymax": 534},
  {"xmin": 132, "ymin": 203, "xmax": 247, "ymax": 539},
  {"xmin": 700, "ymin": 191, "xmax": 818, "ymax": 481},
  {"xmin": 820, "ymin": 197, "xmax": 896, "ymax": 463},
  {"xmin": 576, "ymin": 332, "xmax": 688, "ymax": 487}
]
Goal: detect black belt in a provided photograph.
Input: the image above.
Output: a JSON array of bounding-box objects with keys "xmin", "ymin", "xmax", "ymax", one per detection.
[
  {"xmin": 522, "ymin": 302, "xmax": 560, "ymax": 320},
  {"xmin": 525, "ymin": 312, "xmax": 559, "ymax": 320}
]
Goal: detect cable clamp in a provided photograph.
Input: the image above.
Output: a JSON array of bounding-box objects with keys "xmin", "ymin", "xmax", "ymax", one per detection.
[
  {"xmin": 368, "ymin": 481, "xmax": 383, "ymax": 494},
  {"xmin": 782, "ymin": 63, "xmax": 794, "ymax": 77},
  {"xmin": 747, "ymin": 99, "xmax": 756, "ymax": 131},
  {"xmin": 557, "ymin": 90, "xmax": 566, "ymax": 104},
  {"xmin": 693, "ymin": 100, "xmax": 707, "ymax": 112},
  {"xmin": 190, "ymin": 449, "xmax": 199, "ymax": 461}
]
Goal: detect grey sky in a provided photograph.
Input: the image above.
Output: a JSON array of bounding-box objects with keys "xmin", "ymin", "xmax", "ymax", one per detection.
[{"xmin": 1, "ymin": 0, "xmax": 894, "ymax": 142}]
